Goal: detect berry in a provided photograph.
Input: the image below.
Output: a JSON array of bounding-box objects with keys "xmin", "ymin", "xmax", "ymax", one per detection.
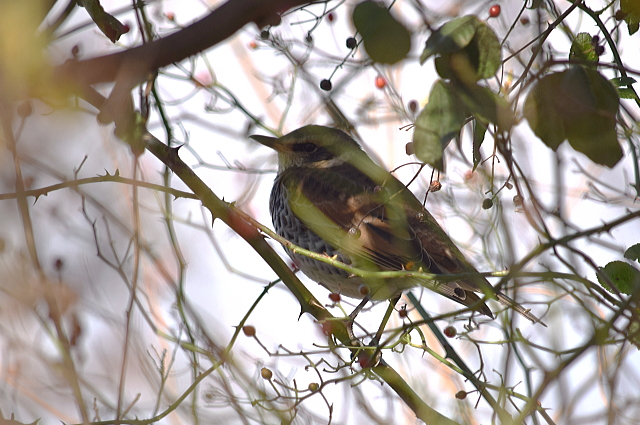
[
  {"xmin": 320, "ymin": 79, "xmax": 332, "ymax": 91},
  {"xmin": 408, "ymin": 100, "xmax": 418, "ymax": 113},
  {"xmin": 455, "ymin": 391, "xmax": 467, "ymax": 400},
  {"xmin": 329, "ymin": 293, "xmax": 341, "ymax": 303},
  {"xmin": 482, "ymin": 198, "xmax": 493, "ymax": 210},
  {"xmin": 54, "ymin": 258, "xmax": 64, "ymax": 271},
  {"xmin": 358, "ymin": 284, "xmax": 370, "ymax": 296},
  {"xmin": 305, "ymin": 34, "xmax": 313, "ymax": 44},
  {"xmin": 429, "ymin": 180, "xmax": 442, "ymax": 192},
  {"xmin": 489, "ymin": 5, "xmax": 501, "ymax": 18},
  {"xmin": 374, "ymin": 75, "xmax": 387, "ymax": 89},
  {"xmin": 242, "ymin": 325, "xmax": 256, "ymax": 337},
  {"xmin": 513, "ymin": 194, "xmax": 523, "ymax": 207},
  {"xmin": 248, "ymin": 40, "xmax": 258, "ymax": 50},
  {"xmin": 444, "ymin": 326, "xmax": 457, "ymax": 338},
  {"xmin": 308, "ymin": 383, "xmax": 319, "ymax": 391},
  {"xmin": 398, "ymin": 307, "xmax": 408, "ymax": 318},
  {"xmin": 260, "ymin": 30, "xmax": 269, "ymax": 40},
  {"xmin": 405, "ymin": 142, "xmax": 414, "ymax": 156},
  {"xmin": 327, "ymin": 12, "xmax": 335, "ymax": 22},
  {"xmin": 358, "ymin": 352, "xmax": 375, "ymax": 368},
  {"xmin": 595, "ymin": 45, "xmax": 605, "ymax": 56},
  {"xmin": 520, "ymin": 17, "xmax": 530, "ymax": 25},
  {"xmin": 346, "ymin": 37, "xmax": 357, "ymax": 49},
  {"xmin": 614, "ymin": 10, "xmax": 628, "ymax": 21},
  {"xmin": 17, "ymin": 101, "xmax": 33, "ymax": 118},
  {"xmin": 261, "ymin": 367, "xmax": 273, "ymax": 380}
]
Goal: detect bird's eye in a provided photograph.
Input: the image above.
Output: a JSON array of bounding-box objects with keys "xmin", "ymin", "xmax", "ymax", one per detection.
[{"xmin": 293, "ymin": 143, "xmax": 318, "ymax": 153}]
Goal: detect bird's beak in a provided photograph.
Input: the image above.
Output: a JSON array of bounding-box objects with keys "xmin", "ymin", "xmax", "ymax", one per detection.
[{"xmin": 250, "ymin": 135, "xmax": 285, "ymax": 152}]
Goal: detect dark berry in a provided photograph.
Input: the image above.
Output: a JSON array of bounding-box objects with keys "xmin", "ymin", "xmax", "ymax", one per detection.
[
  {"xmin": 320, "ymin": 79, "xmax": 332, "ymax": 91},
  {"xmin": 455, "ymin": 391, "xmax": 467, "ymax": 400},
  {"xmin": 614, "ymin": 10, "xmax": 628, "ymax": 21},
  {"xmin": 444, "ymin": 326, "xmax": 457, "ymax": 337},
  {"xmin": 482, "ymin": 198, "xmax": 493, "ymax": 210},
  {"xmin": 242, "ymin": 325, "xmax": 256, "ymax": 337},
  {"xmin": 346, "ymin": 37, "xmax": 357, "ymax": 49}
]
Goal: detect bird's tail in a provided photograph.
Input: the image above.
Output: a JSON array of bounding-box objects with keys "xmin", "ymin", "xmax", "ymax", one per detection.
[{"xmin": 496, "ymin": 292, "xmax": 547, "ymax": 327}]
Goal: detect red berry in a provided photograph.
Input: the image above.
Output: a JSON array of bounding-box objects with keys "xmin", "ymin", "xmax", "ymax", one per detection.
[
  {"xmin": 242, "ymin": 325, "xmax": 256, "ymax": 337},
  {"xmin": 398, "ymin": 307, "xmax": 408, "ymax": 318},
  {"xmin": 444, "ymin": 326, "xmax": 457, "ymax": 338},
  {"xmin": 489, "ymin": 5, "xmax": 501, "ymax": 18},
  {"xmin": 329, "ymin": 293, "xmax": 341, "ymax": 303},
  {"xmin": 374, "ymin": 75, "xmax": 386, "ymax": 89},
  {"xmin": 320, "ymin": 79, "xmax": 332, "ymax": 91},
  {"xmin": 248, "ymin": 41, "xmax": 258, "ymax": 50},
  {"xmin": 327, "ymin": 12, "xmax": 335, "ymax": 22},
  {"xmin": 455, "ymin": 391, "xmax": 467, "ymax": 400},
  {"xmin": 408, "ymin": 100, "xmax": 418, "ymax": 113},
  {"xmin": 520, "ymin": 17, "xmax": 530, "ymax": 25}
]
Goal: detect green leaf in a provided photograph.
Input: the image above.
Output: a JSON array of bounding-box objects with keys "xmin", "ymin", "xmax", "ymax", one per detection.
[
  {"xmin": 524, "ymin": 67, "xmax": 622, "ymax": 167},
  {"xmin": 458, "ymin": 84, "xmax": 514, "ymax": 131},
  {"xmin": 472, "ymin": 120, "xmax": 487, "ymax": 170},
  {"xmin": 352, "ymin": 1, "xmax": 412, "ymax": 65},
  {"xmin": 473, "ymin": 22, "xmax": 502, "ymax": 79},
  {"xmin": 625, "ymin": 244, "xmax": 640, "ymax": 262},
  {"xmin": 597, "ymin": 261, "xmax": 640, "ymax": 295},
  {"xmin": 561, "ymin": 67, "xmax": 622, "ymax": 167},
  {"xmin": 569, "ymin": 33, "xmax": 598, "ymax": 63},
  {"xmin": 420, "ymin": 16, "xmax": 478, "ymax": 64},
  {"xmin": 524, "ymin": 72, "xmax": 566, "ymax": 150},
  {"xmin": 618, "ymin": 88, "xmax": 639, "ymax": 100},
  {"xmin": 610, "ymin": 76, "xmax": 636, "ymax": 87},
  {"xmin": 621, "ymin": 0, "xmax": 640, "ymax": 35},
  {"xmin": 424, "ymin": 18, "xmax": 501, "ymax": 83},
  {"xmin": 412, "ymin": 80, "xmax": 468, "ymax": 170}
]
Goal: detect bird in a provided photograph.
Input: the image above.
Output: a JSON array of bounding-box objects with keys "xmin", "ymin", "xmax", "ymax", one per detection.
[{"xmin": 251, "ymin": 125, "xmax": 543, "ymax": 325}]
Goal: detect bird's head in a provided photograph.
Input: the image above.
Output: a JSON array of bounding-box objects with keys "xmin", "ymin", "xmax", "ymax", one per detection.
[{"xmin": 250, "ymin": 125, "xmax": 365, "ymax": 172}]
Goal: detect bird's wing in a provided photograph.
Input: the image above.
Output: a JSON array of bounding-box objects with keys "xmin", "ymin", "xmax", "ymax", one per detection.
[{"xmin": 282, "ymin": 164, "xmax": 497, "ymax": 316}]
